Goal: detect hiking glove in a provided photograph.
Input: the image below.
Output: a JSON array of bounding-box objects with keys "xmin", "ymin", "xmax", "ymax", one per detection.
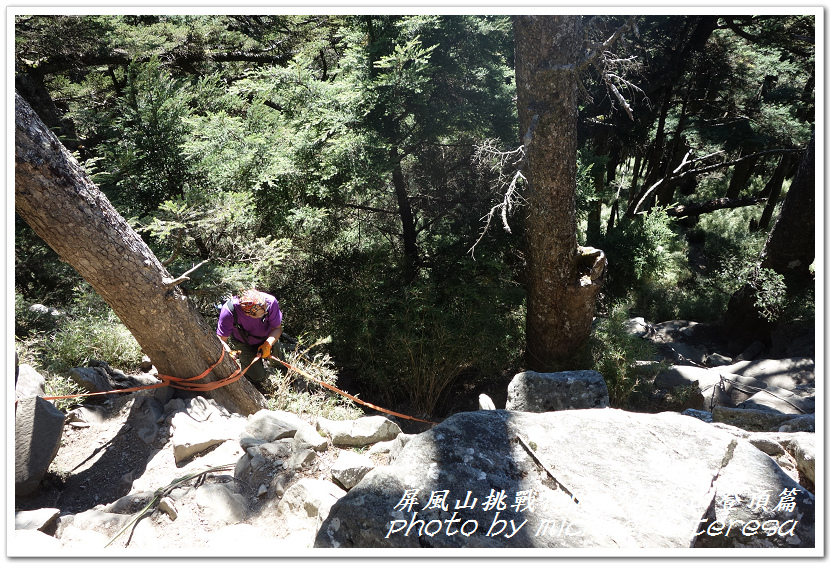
[{"xmin": 258, "ymin": 341, "xmax": 272, "ymax": 358}]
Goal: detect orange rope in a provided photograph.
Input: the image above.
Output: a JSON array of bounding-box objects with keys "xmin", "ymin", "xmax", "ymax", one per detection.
[
  {"xmin": 35, "ymin": 349, "xmax": 435, "ymax": 426},
  {"xmin": 267, "ymin": 355, "xmax": 435, "ymax": 425},
  {"xmin": 38, "ymin": 349, "xmax": 251, "ymax": 401}
]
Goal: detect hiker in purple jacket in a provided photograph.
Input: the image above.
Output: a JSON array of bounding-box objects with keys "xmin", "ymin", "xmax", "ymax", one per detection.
[{"xmin": 216, "ymin": 288, "xmax": 283, "ymax": 387}]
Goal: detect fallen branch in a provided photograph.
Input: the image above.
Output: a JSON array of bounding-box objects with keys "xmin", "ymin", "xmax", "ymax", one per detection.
[
  {"xmin": 666, "ymin": 196, "xmax": 767, "ymax": 218},
  {"xmin": 629, "ymin": 147, "xmax": 803, "ymax": 216},
  {"xmin": 105, "ymin": 463, "xmax": 235, "ymax": 547}
]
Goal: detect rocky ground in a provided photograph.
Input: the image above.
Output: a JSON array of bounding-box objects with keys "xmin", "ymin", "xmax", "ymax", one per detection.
[
  {"xmin": 13, "ymin": 317, "xmax": 816, "ymax": 553},
  {"xmin": 14, "ymin": 388, "xmax": 405, "ymax": 553}
]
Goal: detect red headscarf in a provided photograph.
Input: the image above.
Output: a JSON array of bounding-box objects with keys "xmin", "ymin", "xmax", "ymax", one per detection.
[{"xmin": 239, "ymin": 289, "xmax": 267, "ymax": 315}]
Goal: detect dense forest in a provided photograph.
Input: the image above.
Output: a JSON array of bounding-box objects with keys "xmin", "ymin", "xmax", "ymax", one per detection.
[{"xmin": 14, "ymin": 14, "xmax": 816, "ymax": 419}]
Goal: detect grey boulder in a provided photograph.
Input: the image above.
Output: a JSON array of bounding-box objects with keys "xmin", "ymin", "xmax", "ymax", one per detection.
[
  {"xmin": 506, "ymin": 370, "xmax": 609, "ymax": 412},
  {"xmin": 15, "ymin": 396, "xmax": 65, "ymax": 496},
  {"xmin": 315, "ymin": 409, "xmax": 814, "ymax": 548}
]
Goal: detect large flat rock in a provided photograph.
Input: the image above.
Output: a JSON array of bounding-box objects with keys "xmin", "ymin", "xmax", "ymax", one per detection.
[{"xmin": 315, "ymin": 409, "xmax": 814, "ymax": 549}]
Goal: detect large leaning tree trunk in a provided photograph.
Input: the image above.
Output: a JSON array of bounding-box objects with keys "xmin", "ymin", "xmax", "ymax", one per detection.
[
  {"xmin": 722, "ymin": 135, "xmax": 815, "ymax": 348},
  {"xmin": 15, "ymin": 91, "xmax": 266, "ymax": 415},
  {"xmin": 513, "ymin": 15, "xmax": 607, "ymax": 370}
]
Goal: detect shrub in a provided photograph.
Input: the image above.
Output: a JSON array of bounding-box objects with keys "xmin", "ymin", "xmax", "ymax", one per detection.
[
  {"xmin": 696, "ymin": 206, "xmax": 766, "ymax": 270},
  {"xmin": 16, "ymin": 285, "xmax": 145, "ymax": 411},
  {"xmin": 636, "ymin": 281, "xmax": 730, "ymax": 323},
  {"xmin": 47, "ymin": 313, "xmax": 143, "ymax": 372},
  {"xmin": 12, "ymin": 337, "xmax": 87, "ymax": 411},
  {"xmin": 586, "ymin": 302, "xmax": 658, "ymax": 408},
  {"xmin": 43, "ymin": 372, "xmax": 87, "ymax": 413},
  {"xmin": 598, "ymin": 209, "xmax": 685, "ymax": 306},
  {"xmin": 348, "ymin": 279, "xmax": 524, "ymax": 417},
  {"xmin": 262, "ymin": 336, "xmax": 363, "ymax": 421}
]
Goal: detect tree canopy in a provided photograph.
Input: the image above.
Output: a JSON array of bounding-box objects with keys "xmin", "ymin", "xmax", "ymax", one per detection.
[{"xmin": 15, "ymin": 13, "xmax": 815, "ymax": 416}]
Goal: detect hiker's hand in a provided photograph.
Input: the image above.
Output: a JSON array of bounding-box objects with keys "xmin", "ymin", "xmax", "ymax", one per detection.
[
  {"xmin": 229, "ymin": 350, "xmax": 240, "ymax": 360},
  {"xmin": 258, "ymin": 342, "xmax": 272, "ymax": 358}
]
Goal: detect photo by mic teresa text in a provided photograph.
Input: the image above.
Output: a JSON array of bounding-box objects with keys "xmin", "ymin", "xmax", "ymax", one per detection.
[{"xmin": 384, "ymin": 487, "xmax": 804, "ymax": 541}]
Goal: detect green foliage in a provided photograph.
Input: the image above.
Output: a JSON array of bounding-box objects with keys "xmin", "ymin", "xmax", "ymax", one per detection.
[
  {"xmin": 754, "ymin": 270, "xmax": 789, "ymax": 322},
  {"xmin": 43, "ymin": 373, "xmax": 88, "ymax": 413},
  {"xmin": 633, "ymin": 206, "xmax": 768, "ymax": 322},
  {"xmin": 576, "ymin": 146, "xmax": 603, "ymax": 226},
  {"xmin": 134, "ymin": 191, "xmax": 293, "ymax": 309},
  {"xmin": 696, "ymin": 206, "xmax": 767, "ymax": 270},
  {"xmin": 40, "ymin": 312, "xmax": 143, "ymax": 374},
  {"xmin": 664, "ymin": 384, "xmax": 701, "ymax": 411},
  {"xmin": 598, "ymin": 208, "xmax": 683, "ymax": 305},
  {"xmin": 15, "ymin": 217, "xmax": 81, "ymax": 305},
  {"xmin": 263, "ymin": 337, "xmax": 363, "ymax": 421},
  {"xmin": 586, "ymin": 303, "xmax": 658, "ymax": 408},
  {"xmin": 737, "ymin": 267, "xmax": 788, "ymax": 322},
  {"xmin": 89, "ymin": 57, "xmax": 196, "ymax": 215},
  {"xmin": 635, "ymin": 282, "xmax": 730, "ymax": 324},
  {"xmin": 345, "ymin": 276, "xmax": 524, "ymax": 417},
  {"xmin": 17, "ymin": 284, "xmax": 143, "ymax": 374}
]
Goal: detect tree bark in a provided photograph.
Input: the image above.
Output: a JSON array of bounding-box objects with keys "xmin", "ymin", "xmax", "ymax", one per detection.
[
  {"xmin": 759, "ymin": 137, "xmax": 814, "ymax": 285},
  {"xmin": 16, "ymin": 71, "xmax": 82, "ymax": 153},
  {"xmin": 724, "ymin": 150, "xmax": 760, "ymax": 199},
  {"xmin": 15, "ymin": 91, "xmax": 266, "ymax": 415},
  {"xmin": 513, "ymin": 15, "xmax": 607, "ymax": 370},
  {"xmin": 722, "ymin": 136, "xmax": 814, "ymax": 346}
]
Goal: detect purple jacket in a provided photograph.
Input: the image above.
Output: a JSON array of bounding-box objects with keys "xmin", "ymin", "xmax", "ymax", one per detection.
[{"xmin": 216, "ymin": 294, "xmax": 282, "ymax": 344}]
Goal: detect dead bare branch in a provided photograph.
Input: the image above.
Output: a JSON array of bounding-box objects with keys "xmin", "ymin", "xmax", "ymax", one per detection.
[
  {"xmin": 163, "ymin": 259, "xmax": 210, "ymax": 287},
  {"xmin": 629, "ymin": 147, "xmax": 804, "ymax": 216},
  {"xmin": 582, "ymin": 16, "xmax": 639, "ymax": 69},
  {"xmin": 469, "ymin": 139, "xmax": 529, "ymax": 258}
]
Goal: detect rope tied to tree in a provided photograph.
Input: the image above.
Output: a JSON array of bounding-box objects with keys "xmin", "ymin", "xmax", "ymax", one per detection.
[
  {"xmin": 33, "ymin": 350, "xmax": 436, "ymax": 425},
  {"xmin": 36, "ymin": 348, "xmax": 248, "ymax": 402}
]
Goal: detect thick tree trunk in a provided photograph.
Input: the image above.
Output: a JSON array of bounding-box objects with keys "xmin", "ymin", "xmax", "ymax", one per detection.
[
  {"xmin": 16, "ymin": 71, "xmax": 81, "ymax": 153},
  {"xmin": 759, "ymin": 137, "xmax": 814, "ymax": 284},
  {"xmin": 586, "ymin": 165, "xmax": 604, "ymax": 244},
  {"xmin": 638, "ymin": 85, "xmax": 673, "ymax": 211},
  {"xmin": 15, "ymin": 91, "xmax": 266, "ymax": 415},
  {"xmin": 513, "ymin": 15, "xmax": 607, "ymax": 370},
  {"xmin": 722, "ymin": 136, "xmax": 814, "ymax": 346},
  {"xmin": 586, "ymin": 133, "xmax": 614, "ymax": 244}
]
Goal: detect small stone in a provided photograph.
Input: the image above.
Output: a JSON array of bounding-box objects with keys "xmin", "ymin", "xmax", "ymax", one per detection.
[
  {"xmin": 331, "ymin": 450, "xmax": 375, "ymax": 490},
  {"xmin": 478, "ymin": 394, "xmax": 496, "ymax": 410},
  {"xmin": 158, "ymin": 497, "xmax": 178, "ymax": 521},
  {"xmin": 250, "ymin": 455, "xmax": 265, "ymax": 470},
  {"xmin": 707, "ymin": 353, "xmax": 732, "ymax": 367},
  {"xmin": 14, "ymin": 508, "xmax": 60, "ymax": 532},
  {"xmin": 288, "ymin": 448, "xmax": 317, "ymax": 470},
  {"xmin": 294, "ymin": 424, "xmax": 328, "ymax": 452},
  {"xmin": 140, "ymin": 355, "xmax": 154, "ymax": 372}
]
